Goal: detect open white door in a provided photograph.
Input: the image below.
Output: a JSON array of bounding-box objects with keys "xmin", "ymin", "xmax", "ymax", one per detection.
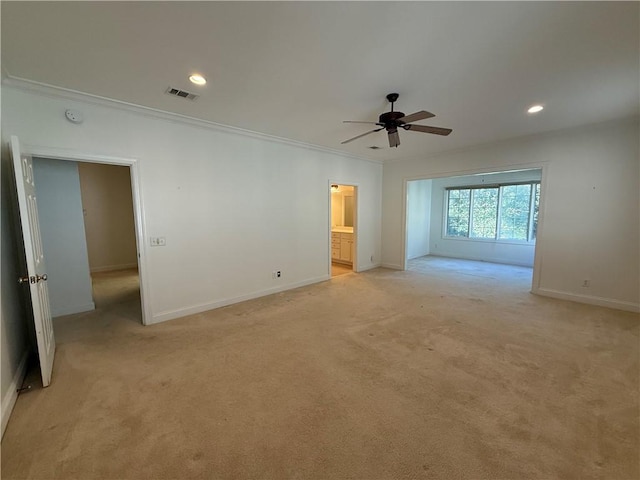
[{"xmin": 10, "ymin": 136, "xmax": 56, "ymax": 387}]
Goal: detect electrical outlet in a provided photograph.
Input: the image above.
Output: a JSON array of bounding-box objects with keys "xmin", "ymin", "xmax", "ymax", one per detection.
[
  {"xmin": 582, "ymin": 279, "xmax": 590, "ymax": 287},
  {"xmin": 150, "ymin": 237, "xmax": 166, "ymax": 247},
  {"xmin": 272, "ymin": 270, "xmax": 282, "ymax": 279}
]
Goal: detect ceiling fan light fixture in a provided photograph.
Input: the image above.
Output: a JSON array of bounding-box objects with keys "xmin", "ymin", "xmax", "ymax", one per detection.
[
  {"xmin": 189, "ymin": 74, "xmax": 207, "ymax": 85},
  {"xmin": 527, "ymin": 104, "xmax": 544, "ymax": 114},
  {"xmin": 341, "ymin": 93, "xmax": 452, "ymax": 147}
]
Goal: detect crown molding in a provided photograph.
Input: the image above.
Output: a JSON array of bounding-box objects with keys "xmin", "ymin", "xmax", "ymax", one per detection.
[
  {"xmin": 385, "ymin": 113, "xmax": 640, "ymax": 166},
  {"xmin": 2, "ymin": 75, "xmax": 383, "ymax": 165}
]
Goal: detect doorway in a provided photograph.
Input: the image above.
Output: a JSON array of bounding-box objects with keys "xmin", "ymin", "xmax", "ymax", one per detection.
[
  {"xmin": 31, "ymin": 158, "xmax": 143, "ymax": 324},
  {"xmin": 77, "ymin": 162, "xmax": 140, "ymax": 314},
  {"xmin": 403, "ymin": 167, "xmax": 545, "ymax": 291},
  {"xmin": 330, "ymin": 183, "xmax": 357, "ymax": 277},
  {"xmin": 10, "ymin": 138, "xmax": 149, "ymax": 390},
  {"xmin": 22, "ymin": 144, "xmax": 149, "ymax": 326}
]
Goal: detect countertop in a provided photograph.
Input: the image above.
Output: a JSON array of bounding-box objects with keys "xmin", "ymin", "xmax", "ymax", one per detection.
[{"xmin": 331, "ymin": 227, "xmax": 354, "ymax": 234}]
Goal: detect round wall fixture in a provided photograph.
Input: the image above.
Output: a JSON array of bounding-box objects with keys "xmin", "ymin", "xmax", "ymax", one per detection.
[{"xmin": 65, "ymin": 109, "xmax": 84, "ymax": 124}]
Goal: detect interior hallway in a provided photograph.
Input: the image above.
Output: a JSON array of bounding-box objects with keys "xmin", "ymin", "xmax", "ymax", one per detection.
[
  {"xmin": 43, "ymin": 268, "xmax": 142, "ymax": 351},
  {"xmin": 91, "ymin": 268, "xmax": 141, "ymax": 310},
  {"xmin": 2, "ymin": 262, "xmax": 638, "ymax": 479}
]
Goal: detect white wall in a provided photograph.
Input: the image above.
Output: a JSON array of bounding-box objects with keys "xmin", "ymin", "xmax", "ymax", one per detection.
[
  {"xmin": 32, "ymin": 158, "xmax": 95, "ymax": 316},
  {"xmin": 78, "ymin": 162, "xmax": 137, "ymax": 272},
  {"xmin": 383, "ymin": 116, "xmax": 639, "ymax": 311},
  {"xmin": 1, "ymin": 84, "xmax": 383, "ymax": 326},
  {"xmin": 428, "ymin": 170, "xmax": 541, "ymax": 266},
  {"xmin": 0, "ymin": 147, "xmax": 31, "ymax": 437},
  {"xmin": 406, "ymin": 179, "xmax": 432, "ymax": 260}
]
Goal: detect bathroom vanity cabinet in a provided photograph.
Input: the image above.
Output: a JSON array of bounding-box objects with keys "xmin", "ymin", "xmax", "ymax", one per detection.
[{"xmin": 331, "ymin": 231, "xmax": 353, "ymax": 265}]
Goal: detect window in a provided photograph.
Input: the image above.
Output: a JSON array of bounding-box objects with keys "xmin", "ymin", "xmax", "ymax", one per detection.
[
  {"xmin": 446, "ymin": 189, "xmax": 470, "ymax": 237},
  {"xmin": 445, "ymin": 182, "xmax": 540, "ymax": 242},
  {"xmin": 470, "ymin": 188, "xmax": 498, "ymax": 239}
]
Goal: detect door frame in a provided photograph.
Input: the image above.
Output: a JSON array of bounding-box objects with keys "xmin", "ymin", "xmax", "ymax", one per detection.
[
  {"xmin": 401, "ymin": 163, "xmax": 549, "ymax": 293},
  {"xmin": 22, "ymin": 143, "xmax": 151, "ymax": 325},
  {"xmin": 328, "ymin": 180, "xmax": 359, "ymax": 274}
]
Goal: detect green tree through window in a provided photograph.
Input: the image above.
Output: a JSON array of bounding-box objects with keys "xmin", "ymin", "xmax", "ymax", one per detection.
[
  {"xmin": 531, "ymin": 183, "xmax": 540, "ymax": 240},
  {"xmin": 445, "ymin": 182, "xmax": 539, "ymax": 242},
  {"xmin": 446, "ymin": 189, "xmax": 470, "ymax": 237},
  {"xmin": 470, "ymin": 188, "xmax": 498, "ymax": 238},
  {"xmin": 499, "ymin": 184, "xmax": 531, "ymax": 240}
]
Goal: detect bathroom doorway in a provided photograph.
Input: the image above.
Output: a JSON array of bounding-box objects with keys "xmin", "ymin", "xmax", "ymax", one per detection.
[{"xmin": 330, "ymin": 184, "xmax": 357, "ymax": 277}]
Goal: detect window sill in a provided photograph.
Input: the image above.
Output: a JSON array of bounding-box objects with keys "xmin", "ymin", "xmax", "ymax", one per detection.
[{"xmin": 442, "ymin": 236, "xmax": 536, "ymax": 246}]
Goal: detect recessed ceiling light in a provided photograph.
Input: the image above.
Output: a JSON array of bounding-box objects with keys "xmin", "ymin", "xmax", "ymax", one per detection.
[
  {"xmin": 189, "ymin": 74, "xmax": 207, "ymax": 85},
  {"xmin": 527, "ymin": 105, "xmax": 544, "ymax": 114}
]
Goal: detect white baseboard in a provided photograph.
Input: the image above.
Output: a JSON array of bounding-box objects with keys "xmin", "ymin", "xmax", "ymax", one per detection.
[
  {"xmin": 356, "ymin": 263, "xmax": 381, "ymax": 273},
  {"xmin": 149, "ymin": 274, "xmax": 331, "ymax": 325},
  {"xmin": 429, "ymin": 252, "xmax": 534, "ymax": 268},
  {"xmin": 381, "ymin": 263, "xmax": 403, "ymax": 270},
  {"xmin": 52, "ymin": 302, "xmax": 95, "ymax": 317},
  {"xmin": 1, "ymin": 351, "xmax": 29, "ymax": 438},
  {"xmin": 533, "ymin": 288, "xmax": 640, "ymax": 313},
  {"xmin": 90, "ymin": 263, "xmax": 138, "ymax": 273}
]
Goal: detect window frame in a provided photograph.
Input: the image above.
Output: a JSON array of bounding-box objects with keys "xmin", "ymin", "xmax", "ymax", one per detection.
[{"xmin": 443, "ymin": 181, "xmax": 540, "ymax": 244}]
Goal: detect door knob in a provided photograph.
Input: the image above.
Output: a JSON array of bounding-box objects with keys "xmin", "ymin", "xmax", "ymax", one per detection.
[{"xmin": 19, "ymin": 274, "xmax": 47, "ymax": 284}]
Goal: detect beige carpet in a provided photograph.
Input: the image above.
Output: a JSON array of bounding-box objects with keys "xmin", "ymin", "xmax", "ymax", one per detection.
[{"xmin": 2, "ymin": 258, "xmax": 638, "ymax": 479}]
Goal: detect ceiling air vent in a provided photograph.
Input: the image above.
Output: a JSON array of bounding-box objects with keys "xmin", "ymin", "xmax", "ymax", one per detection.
[{"xmin": 165, "ymin": 86, "xmax": 199, "ymax": 101}]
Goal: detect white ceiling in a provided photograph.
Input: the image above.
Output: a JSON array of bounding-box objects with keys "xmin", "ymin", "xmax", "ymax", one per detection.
[{"xmin": 2, "ymin": 2, "xmax": 638, "ymax": 162}]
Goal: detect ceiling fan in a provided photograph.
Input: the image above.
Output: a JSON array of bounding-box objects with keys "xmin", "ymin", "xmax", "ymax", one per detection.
[{"xmin": 341, "ymin": 93, "xmax": 452, "ymax": 148}]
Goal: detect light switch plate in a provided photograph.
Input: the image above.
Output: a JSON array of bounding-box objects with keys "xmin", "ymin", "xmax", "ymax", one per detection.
[{"xmin": 150, "ymin": 237, "xmax": 166, "ymax": 247}]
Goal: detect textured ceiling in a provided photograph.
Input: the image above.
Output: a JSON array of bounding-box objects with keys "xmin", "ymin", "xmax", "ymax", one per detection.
[{"xmin": 2, "ymin": 2, "xmax": 638, "ymax": 162}]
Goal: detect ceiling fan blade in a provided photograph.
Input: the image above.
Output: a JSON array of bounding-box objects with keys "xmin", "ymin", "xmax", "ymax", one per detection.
[
  {"xmin": 404, "ymin": 124, "xmax": 452, "ymax": 136},
  {"xmin": 388, "ymin": 130, "xmax": 400, "ymax": 148},
  {"xmin": 397, "ymin": 110, "xmax": 435, "ymax": 123},
  {"xmin": 343, "ymin": 121, "xmax": 380, "ymax": 125},
  {"xmin": 341, "ymin": 127, "xmax": 384, "ymax": 145}
]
